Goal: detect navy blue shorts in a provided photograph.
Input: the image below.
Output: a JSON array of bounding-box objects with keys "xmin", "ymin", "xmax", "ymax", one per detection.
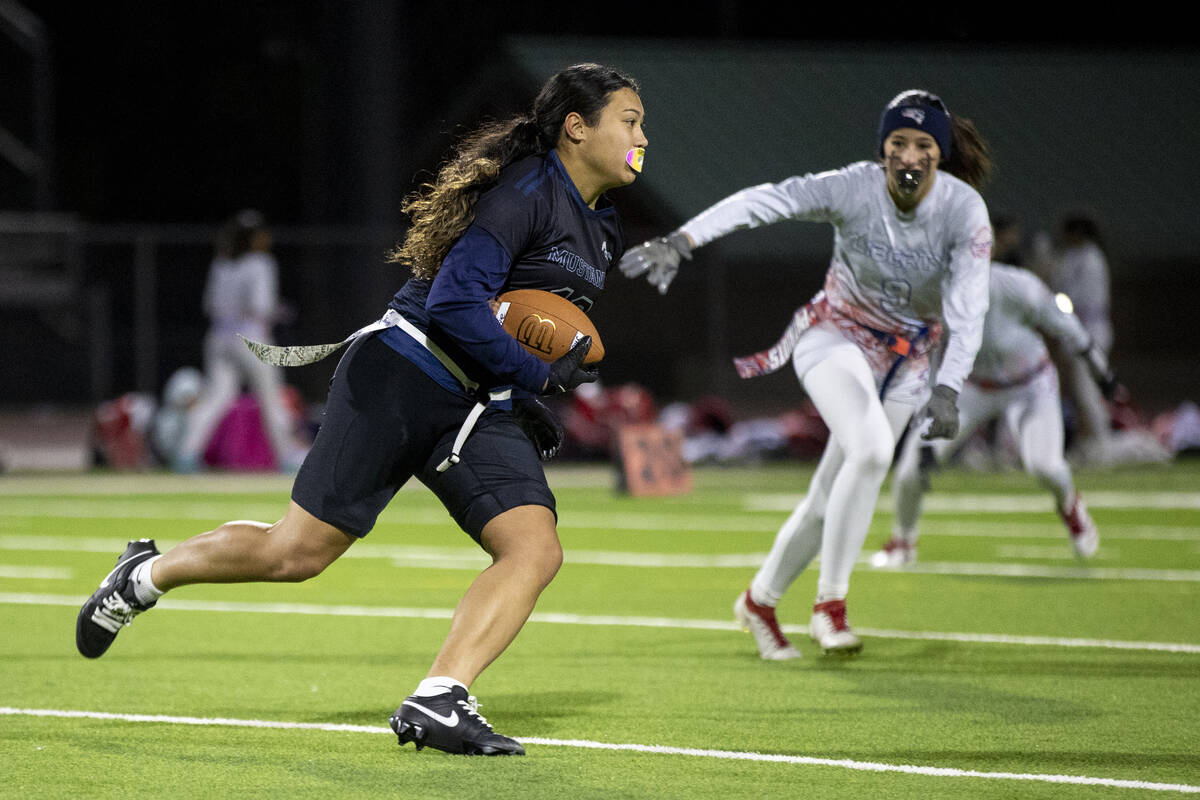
[{"xmin": 291, "ymin": 332, "xmax": 556, "ymax": 542}]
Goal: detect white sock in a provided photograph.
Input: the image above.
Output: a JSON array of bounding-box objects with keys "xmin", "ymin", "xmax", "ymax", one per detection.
[
  {"xmin": 413, "ymin": 676, "xmax": 467, "ymax": 697},
  {"xmin": 131, "ymin": 555, "xmax": 165, "ymax": 605}
]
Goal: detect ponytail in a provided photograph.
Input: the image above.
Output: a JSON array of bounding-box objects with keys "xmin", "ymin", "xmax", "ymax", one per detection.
[{"xmin": 943, "ymin": 115, "xmax": 993, "ymax": 191}]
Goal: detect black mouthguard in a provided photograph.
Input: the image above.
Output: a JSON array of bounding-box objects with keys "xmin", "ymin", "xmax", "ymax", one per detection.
[{"xmin": 897, "ymin": 169, "xmax": 923, "ymax": 196}]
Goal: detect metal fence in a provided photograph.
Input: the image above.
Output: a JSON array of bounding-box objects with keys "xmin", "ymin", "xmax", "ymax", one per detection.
[{"xmin": 0, "ymin": 214, "xmax": 403, "ymax": 405}]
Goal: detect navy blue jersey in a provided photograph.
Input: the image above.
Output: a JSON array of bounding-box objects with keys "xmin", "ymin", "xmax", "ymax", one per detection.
[{"xmin": 387, "ymin": 150, "xmax": 624, "ymax": 396}]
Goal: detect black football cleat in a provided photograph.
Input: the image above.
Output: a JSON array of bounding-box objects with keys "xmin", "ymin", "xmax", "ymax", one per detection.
[
  {"xmin": 389, "ymin": 686, "xmax": 525, "ymax": 756},
  {"xmin": 75, "ymin": 539, "xmax": 160, "ymax": 658}
]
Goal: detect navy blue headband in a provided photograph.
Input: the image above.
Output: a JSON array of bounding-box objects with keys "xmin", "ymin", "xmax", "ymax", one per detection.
[{"xmin": 878, "ymin": 102, "xmax": 952, "ymax": 161}]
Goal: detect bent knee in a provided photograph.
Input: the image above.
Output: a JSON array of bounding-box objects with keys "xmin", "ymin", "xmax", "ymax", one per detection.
[
  {"xmin": 264, "ymin": 553, "xmax": 331, "ymax": 582},
  {"xmin": 845, "ymin": 436, "xmax": 895, "ymax": 474},
  {"xmin": 261, "ymin": 511, "xmax": 353, "ymax": 582},
  {"xmin": 482, "ymin": 507, "xmax": 563, "ymax": 584},
  {"xmin": 516, "ymin": 534, "xmax": 563, "ymax": 585}
]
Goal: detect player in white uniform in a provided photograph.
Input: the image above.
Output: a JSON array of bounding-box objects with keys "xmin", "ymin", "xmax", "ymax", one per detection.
[
  {"xmin": 871, "ymin": 262, "xmax": 1114, "ymax": 569},
  {"xmin": 1045, "ymin": 214, "xmax": 1114, "ymax": 464},
  {"xmin": 621, "ymin": 90, "xmax": 994, "ymax": 658},
  {"xmin": 175, "ymin": 210, "xmax": 299, "ymax": 472}
]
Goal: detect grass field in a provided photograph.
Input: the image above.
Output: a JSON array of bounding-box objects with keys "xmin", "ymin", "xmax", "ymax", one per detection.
[{"xmin": 2, "ymin": 458, "xmax": 1199, "ymax": 798}]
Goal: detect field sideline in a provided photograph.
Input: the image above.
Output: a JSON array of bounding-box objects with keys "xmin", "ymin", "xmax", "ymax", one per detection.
[{"xmin": 2, "ymin": 460, "xmax": 1198, "ymax": 799}]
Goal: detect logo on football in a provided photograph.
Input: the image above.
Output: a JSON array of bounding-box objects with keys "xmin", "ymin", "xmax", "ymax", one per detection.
[
  {"xmin": 492, "ymin": 289, "xmax": 604, "ymax": 364},
  {"xmin": 515, "ymin": 314, "xmax": 557, "ymax": 357}
]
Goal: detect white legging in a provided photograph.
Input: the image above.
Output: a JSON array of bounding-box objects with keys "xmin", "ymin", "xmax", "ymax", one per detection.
[
  {"xmin": 892, "ymin": 367, "xmax": 1074, "ymax": 541},
  {"xmin": 750, "ymin": 337, "xmax": 916, "ymax": 604},
  {"xmin": 180, "ymin": 330, "xmax": 294, "ymax": 463}
]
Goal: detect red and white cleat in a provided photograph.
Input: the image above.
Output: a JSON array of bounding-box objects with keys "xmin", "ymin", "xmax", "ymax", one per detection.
[
  {"xmin": 810, "ymin": 598, "xmax": 863, "ymax": 656},
  {"xmin": 1060, "ymin": 492, "xmax": 1099, "ymax": 559},
  {"xmin": 734, "ymin": 590, "xmax": 802, "ymax": 661},
  {"xmin": 869, "ymin": 536, "xmax": 917, "ymax": 569}
]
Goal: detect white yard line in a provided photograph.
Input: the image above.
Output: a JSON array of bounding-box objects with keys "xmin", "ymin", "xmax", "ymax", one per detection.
[
  {"xmin": 994, "ymin": 544, "xmax": 1119, "ymax": 560},
  {"xmin": 0, "ymin": 565, "xmax": 71, "ymax": 579},
  {"xmin": 5, "ymin": 592, "xmax": 1199, "ymax": 654},
  {"xmin": 746, "ymin": 491, "xmax": 1200, "ymax": 513},
  {"xmin": 0, "ymin": 500, "xmax": 779, "ymax": 532},
  {"xmin": 891, "ymin": 521, "xmax": 1200, "ymax": 542},
  {"xmin": 3, "ymin": 492, "xmax": 1197, "ymax": 536},
  {"xmin": 0, "ymin": 466, "xmax": 615, "ymax": 495},
  {"xmin": 4, "ymin": 534, "xmax": 1199, "ymax": 580},
  {"xmin": 2, "ymin": 534, "xmax": 1199, "ymax": 580},
  {"xmin": 861, "ymin": 560, "xmax": 1200, "ymax": 583},
  {"xmin": 1, "ymin": 706, "xmax": 1196, "ymax": 793}
]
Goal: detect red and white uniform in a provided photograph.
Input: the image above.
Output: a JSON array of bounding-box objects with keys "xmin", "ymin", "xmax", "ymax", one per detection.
[
  {"xmin": 892, "ymin": 263, "xmax": 1090, "ymax": 539},
  {"xmin": 681, "ymin": 161, "xmax": 992, "ymax": 603},
  {"xmin": 682, "ymin": 161, "xmax": 991, "ymax": 402}
]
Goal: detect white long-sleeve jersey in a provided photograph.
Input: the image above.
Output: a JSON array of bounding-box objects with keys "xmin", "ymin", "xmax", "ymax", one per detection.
[
  {"xmin": 970, "ymin": 263, "xmax": 1091, "ymax": 385},
  {"xmin": 202, "ymin": 251, "xmax": 280, "ymax": 341},
  {"xmin": 679, "ymin": 161, "xmax": 992, "ymax": 393}
]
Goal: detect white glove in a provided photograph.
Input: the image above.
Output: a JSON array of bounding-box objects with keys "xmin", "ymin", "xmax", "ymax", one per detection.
[{"xmin": 618, "ymin": 231, "xmax": 692, "ymax": 294}]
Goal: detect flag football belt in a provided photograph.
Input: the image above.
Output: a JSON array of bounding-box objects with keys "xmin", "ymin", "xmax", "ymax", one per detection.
[
  {"xmin": 733, "ymin": 292, "xmax": 928, "ymax": 388},
  {"xmin": 968, "ymin": 357, "xmax": 1052, "ymax": 391},
  {"xmin": 732, "ymin": 293, "xmax": 831, "ymax": 378},
  {"xmin": 240, "ymin": 309, "xmax": 510, "ymax": 472}
]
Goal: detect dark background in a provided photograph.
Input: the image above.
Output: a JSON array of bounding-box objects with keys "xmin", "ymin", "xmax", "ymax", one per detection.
[
  {"xmin": 3, "ymin": 2, "xmax": 1197, "ymax": 416},
  {"xmin": 22, "ymin": 2, "xmax": 1190, "ymax": 224}
]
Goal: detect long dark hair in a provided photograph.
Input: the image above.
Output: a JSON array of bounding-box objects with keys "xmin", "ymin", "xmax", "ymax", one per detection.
[
  {"xmin": 944, "ymin": 115, "xmax": 993, "ymax": 191},
  {"xmin": 390, "ymin": 63, "xmax": 640, "ymax": 278}
]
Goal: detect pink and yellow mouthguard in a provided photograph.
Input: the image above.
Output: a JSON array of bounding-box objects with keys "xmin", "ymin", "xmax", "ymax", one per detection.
[{"xmin": 625, "ymin": 147, "xmax": 645, "ymax": 173}]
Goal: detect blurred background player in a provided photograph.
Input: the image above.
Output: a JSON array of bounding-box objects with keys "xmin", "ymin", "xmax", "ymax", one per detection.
[
  {"xmin": 174, "ymin": 210, "xmax": 303, "ymax": 472},
  {"xmin": 1036, "ymin": 212, "xmax": 1114, "ymax": 464},
  {"xmin": 76, "ymin": 63, "xmax": 645, "ymax": 757},
  {"xmin": 621, "ymin": 90, "xmax": 994, "ymax": 658},
  {"xmin": 1048, "ymin": 213, "xmax": 1112, "ymax": 355},
  {"xmin": 990, "ymin": 212, "xmax": 1026, "ymax": 266},
  {"xmin": 871, "ymin": 259, "xmax": 1115, "ymax": 569}
]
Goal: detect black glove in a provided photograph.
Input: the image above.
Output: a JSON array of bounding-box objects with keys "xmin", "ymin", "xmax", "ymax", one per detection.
[
  {"xmin": 1081, "ymin": 342, "xmax": 1118, "ymax": 400},
  {"xmin": 617, "ymin": 231, "xmax": 693, "ymax": 294},
  {"xmin": 543, "ymin": 335, "xmax": 598, "ymax": 394},
  {"xmin": 922, "ymin": 385, "xmax": 960, "ymax": 440},
  {"xmin": 512, "ymin": 397, "xmax": 564, "ymax": 461},
  {"xmin": 917, "ymin": 443, "xmax": 939, "ymax": 491}
]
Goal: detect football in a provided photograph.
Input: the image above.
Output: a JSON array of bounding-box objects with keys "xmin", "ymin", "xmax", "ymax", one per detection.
[{"xmin": 491, "ymin": 289, "xmax": 605, "ymax": 364}]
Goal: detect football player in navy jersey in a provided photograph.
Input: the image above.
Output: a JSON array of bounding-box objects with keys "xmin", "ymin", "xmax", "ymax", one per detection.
[{"xmin": 76, "ymin": 63, "xmax": 647, "ymax": 757}]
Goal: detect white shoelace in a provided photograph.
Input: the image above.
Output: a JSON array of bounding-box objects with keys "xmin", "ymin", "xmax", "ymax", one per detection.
[
  {"xmin": 459, "ymin": 696, "xmax": 491, "ymax": 729},
  {"xmin": 91, "ymin": 592, "xmax": 141, "ymax": 633}
]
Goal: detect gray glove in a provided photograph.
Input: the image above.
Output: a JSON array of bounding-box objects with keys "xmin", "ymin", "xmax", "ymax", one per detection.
[
  {"xmin": 922, "ymin": 385, "xmax": 960, "ymax": 440},
  {"xmin": 617, "ymin": 231, "xmax": 692, "ymax": 294}
]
